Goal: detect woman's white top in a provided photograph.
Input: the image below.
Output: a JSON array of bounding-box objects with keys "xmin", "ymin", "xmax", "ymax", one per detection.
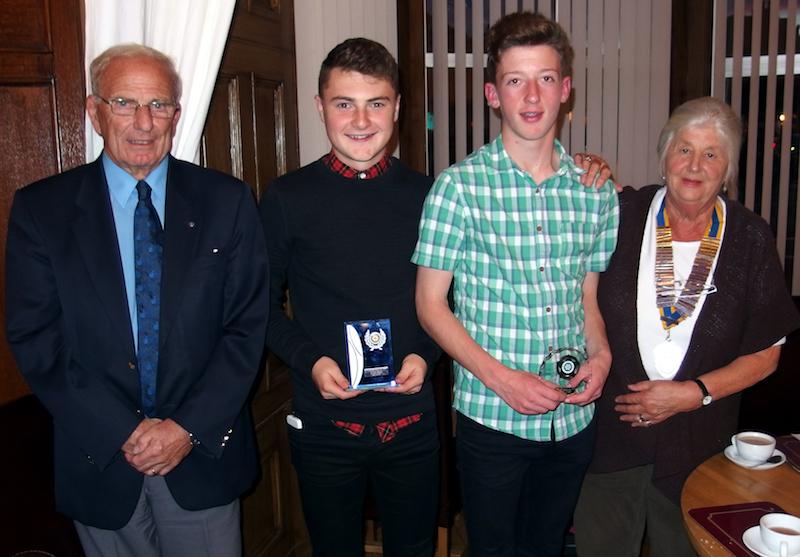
[{"xmin": 636, "ymin": 187, "xmax": 726, "ymax": 380}]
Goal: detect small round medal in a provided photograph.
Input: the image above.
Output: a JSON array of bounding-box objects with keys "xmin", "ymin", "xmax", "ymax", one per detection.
[
  {"xmin": 557, "ymin": 355, "xmax": 580, "ymax": 379},
  {"xmin": 653, "ymin": 339, "xmax": 682, "ymax": 377}
]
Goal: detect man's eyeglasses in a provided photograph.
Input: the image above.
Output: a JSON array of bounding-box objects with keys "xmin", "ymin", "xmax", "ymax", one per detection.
[{"xmin": 94, "ymin": 96, "xmax": 179, "ymax": 119}]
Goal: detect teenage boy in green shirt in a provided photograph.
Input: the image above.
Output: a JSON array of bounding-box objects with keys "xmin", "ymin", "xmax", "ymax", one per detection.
[{"xmin": 413, "ymin": 12, "xmax": 619, "ymax": 556}]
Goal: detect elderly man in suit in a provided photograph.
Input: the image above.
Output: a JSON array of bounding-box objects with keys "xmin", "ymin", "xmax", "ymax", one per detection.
[{"xmin": 5, "ymin": 44, "xmax": 268, "ymax": 557}]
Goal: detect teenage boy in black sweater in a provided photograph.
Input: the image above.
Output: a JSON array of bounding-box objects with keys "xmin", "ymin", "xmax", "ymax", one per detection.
[{"xmin": 260, "ymin": 38, "xmax": 440, "ymax": 556}]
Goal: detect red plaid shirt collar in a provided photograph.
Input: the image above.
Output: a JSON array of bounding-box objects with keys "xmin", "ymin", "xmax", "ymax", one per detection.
[{"xmin": 322, "ymin": 151, "xmax": 392, "ymax": 180}]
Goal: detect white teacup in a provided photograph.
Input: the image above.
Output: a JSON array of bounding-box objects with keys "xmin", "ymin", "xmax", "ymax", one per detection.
[
  {"xmin": 732, "ymin": 431, "xmax": 776, "ymax": 464},
  {"xmin": 760, "ymin": 513, "xmax": 800, "ymax": 556}
]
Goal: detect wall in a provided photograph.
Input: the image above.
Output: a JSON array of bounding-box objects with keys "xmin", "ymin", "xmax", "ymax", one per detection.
[{"xmin": 293, "ymin": 0, "xmax": 397, "ymax": 165}]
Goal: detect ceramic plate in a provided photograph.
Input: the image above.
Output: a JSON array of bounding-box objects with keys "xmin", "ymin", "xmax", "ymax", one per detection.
[
  {"xmin": 743, "ymin": 525, "xmax": 800, "ymax": 557},
  {"xmin": 724, "ymin": 445, "xmax": 786, "ymax": 470}
]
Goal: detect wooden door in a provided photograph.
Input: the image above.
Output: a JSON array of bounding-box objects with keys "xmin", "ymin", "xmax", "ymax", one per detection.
[
  {"xmin": 199, "ymin": 1, "xmax": 308, "ymax": 555},
  {"xmin": 0, "ymin": 1, "xmax": 86, "ymax": 554},
  {"xmin": 0, "ymin": 0, "xmax": 86, "ymax": 405}
]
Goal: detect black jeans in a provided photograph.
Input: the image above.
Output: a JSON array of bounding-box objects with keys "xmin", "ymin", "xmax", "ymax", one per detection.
[
  {"xmin": 456, "ymin": 412, "xmax": 596, "ymax": 557},
  {"xmin": 288, "ymin": 411, "xmax": 439, "ymax": 557}
]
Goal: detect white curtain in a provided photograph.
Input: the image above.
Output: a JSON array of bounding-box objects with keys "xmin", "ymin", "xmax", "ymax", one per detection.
[{"xmin": 84, "ymin": 0, "xmax": 236, "ymax": 164}]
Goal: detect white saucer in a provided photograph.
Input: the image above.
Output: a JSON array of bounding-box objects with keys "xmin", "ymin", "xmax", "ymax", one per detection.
[
  {"xmin": 743, "ymin": 525, "xmax": 800, "ymax": 557},
  {"xmin": 724, "ymin": 445, "xmax": 786, "ymax": 470}
]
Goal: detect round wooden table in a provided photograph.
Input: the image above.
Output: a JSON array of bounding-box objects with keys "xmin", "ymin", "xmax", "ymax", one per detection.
[{"xmin": 681, "ymin": 452, "xmax": 800, "ymax": 556}]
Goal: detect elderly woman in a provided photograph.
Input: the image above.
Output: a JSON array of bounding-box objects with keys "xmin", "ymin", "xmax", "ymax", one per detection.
[{"xmin": 573, "ymin": 97, "xmax": 800, "ymax": 557}]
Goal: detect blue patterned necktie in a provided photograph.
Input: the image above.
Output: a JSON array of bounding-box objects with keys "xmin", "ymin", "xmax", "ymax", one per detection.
[{"xmin": 134, "ymin": 180, "xmax": 163, "ymax": 416}]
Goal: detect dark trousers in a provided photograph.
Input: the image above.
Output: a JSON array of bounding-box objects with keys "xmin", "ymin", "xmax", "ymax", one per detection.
[
  {"xmin": 573, "ymin": 465, "xmax": 697, "ymax": 557},
  {"xmin": 456, "ymin": 412, "xmax": 596, "ymax": 557},
  {"xmin": 288, "ymin": 411, "xmax": 439, "ymax": 557}
]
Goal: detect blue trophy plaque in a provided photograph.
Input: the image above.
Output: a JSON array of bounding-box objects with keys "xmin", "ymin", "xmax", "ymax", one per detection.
[{"xmin": 344, "ymin": 318, "xmax": 396, "ymax": 390}]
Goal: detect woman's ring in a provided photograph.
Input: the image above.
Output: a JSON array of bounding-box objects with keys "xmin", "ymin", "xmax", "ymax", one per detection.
[
  {"xmin": 585, "ymin": 155, "xmax": 593, "ymax": 163},
  {"xmin": 150, "ymin": 468, "xmax": 157, "ymax": 476},
  {"xmin": 637, "ymin": 414, "xmax": 645, "ymax": 423}
]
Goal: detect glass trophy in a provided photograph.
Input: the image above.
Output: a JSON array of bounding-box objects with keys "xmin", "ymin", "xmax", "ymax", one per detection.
[
  {"xmin": 344, "ymin": 318, "xmax": 396, "ymax": 390},
  {"xmin": 538, "ymin": 348, "xmax": 587, "ymax": 394}
]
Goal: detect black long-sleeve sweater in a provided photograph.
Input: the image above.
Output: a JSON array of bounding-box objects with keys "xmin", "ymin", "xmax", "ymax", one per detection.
[{"xmin": 260, "ymin": 157, "xmax": 439, "ymax": 422}]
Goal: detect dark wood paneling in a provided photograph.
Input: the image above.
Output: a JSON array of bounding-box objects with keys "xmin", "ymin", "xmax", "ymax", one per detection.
[
  {"xmin": 670, "ymin": 0, "xmax": 714, "ymax": 109},
  {"xmin": 0, "ymin": 0, "xmax": 85, "ymax": 405},
  {"xmin": 201, "ymin": 1, "xmax": 307, "ymax": 555},
  {"xmin": 0, "ymin": 0, "xmax": 51, "ymax": 52},
  {"xmin": 252, "ymin": 77, "xmax": 286, "ymax": 194},
  {"xmin": 397, "ymin": 0, "xmax": 428, "ymax": 174},
  {"xmin": 1, "ymin": 85, "xmax": 60, "ymax": 180},
  {"xmin": 0, "ymin": 84, "xmax": 60, "ymax": 404},
  {"xmin": 202, "ymin": 76, "xmax": 240, "ymax": 177},
  {"xmin": 242, "ymin": 395, "xmax": 302, "ymax": 557},
  {"xmin": 0, "ymin": 395, "xmax": 83, "ymax": 556}
]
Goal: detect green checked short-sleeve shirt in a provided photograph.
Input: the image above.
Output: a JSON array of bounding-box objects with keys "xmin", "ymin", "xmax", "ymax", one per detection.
[{"xmin": 412, "ymin": 136, "xmax": 619, "ymax": 441}]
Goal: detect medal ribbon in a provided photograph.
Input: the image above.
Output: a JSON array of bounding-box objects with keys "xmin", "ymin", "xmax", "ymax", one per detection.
[{"xmin": 655, "ymin": 197, "xmax": 723, "ymax": 330}]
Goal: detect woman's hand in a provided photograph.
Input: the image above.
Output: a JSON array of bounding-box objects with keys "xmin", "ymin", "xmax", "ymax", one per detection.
[
  {"xmin": 614, "ymin": 379, "xmax": 700, "ymax": 427},
  {"xmin": 574, "ymin": 152, "xmax": 621, "ymax": 191}
]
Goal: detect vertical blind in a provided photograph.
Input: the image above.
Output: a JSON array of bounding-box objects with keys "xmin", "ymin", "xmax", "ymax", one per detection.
[
  {"xmin": 426, "ymin": 0, "xmax": 671, "ymax": 188},
  {"xmin": 713, "ymin": 0, "xmax": 800, "ymax": 293},
  {"xmin": 426, "ymin": 0, "xmax": 800, "ymax": 292}
]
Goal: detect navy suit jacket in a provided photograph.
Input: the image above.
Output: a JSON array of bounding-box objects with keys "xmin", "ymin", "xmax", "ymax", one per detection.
[{"xmin": 5, "ymin": 156, "xmax": 268, "ymax": 529}]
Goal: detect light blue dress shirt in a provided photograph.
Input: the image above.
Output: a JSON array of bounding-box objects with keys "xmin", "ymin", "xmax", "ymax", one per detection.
[{"xmin": 102, "ymin": 154, "xmax": 168, "ymax": 352}]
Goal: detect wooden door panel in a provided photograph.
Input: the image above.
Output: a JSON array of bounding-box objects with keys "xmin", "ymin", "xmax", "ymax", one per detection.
[
  {"xmin": 0, "ymin": 0, "xmax": 85, "ymax": 405},
  {"xmin": 252, "ymin": 353, "xmax": 292, "ymax": 416},
  {"xmin": 252, "ymin": 78, "xmax": 285, "ymax": 196},
  {"xmin": 201, "ymin": 76, "xmax": 240, "ymax": 177},
  {"xmin": 0, "ymin": 0, "xmax": 50, "ymax": 50},
  {"xmin": 201, "ymin": 1, "xmax": 307, "ymax": 555},
  {"xmin": 0, "ymin": 85, "xmax": 61, "ymax": 393},
  {"xmin": 2, "ymin": 86, "xmax": 60, "ymax": 182},
  {"xmin": 242, "ymin": 398, "xmax": 298, "ymax": 557},
  {"xmin": 235, "ymin": 73, "xmax": 259, "ymax": 191},
  {"xmin": 201, "ymin": 73, "xmax": 290, "ymax": 198},
  {"xmin": 0, "ymin": 0, "xmax": 86, "ymax": 554}
]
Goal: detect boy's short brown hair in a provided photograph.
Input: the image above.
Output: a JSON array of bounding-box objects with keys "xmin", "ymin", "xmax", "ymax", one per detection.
[
  {"xmin": 318, "ymin": 38, "xmax": 399, "ymax": 95},
  {"xmin": 486, "ymin": 12, "xmax": 574, "ymax": 84}
]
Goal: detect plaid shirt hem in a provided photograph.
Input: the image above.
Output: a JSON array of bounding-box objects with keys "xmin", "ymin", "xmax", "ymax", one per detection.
[{"xmin": 332, "ymin": 412, "xmax": 423, "ymax": 443}]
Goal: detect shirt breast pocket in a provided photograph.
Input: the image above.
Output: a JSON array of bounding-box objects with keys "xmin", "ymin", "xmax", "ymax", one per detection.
[{"xmin": 553, "ymin": 221, "xmax": 595, "ymax": 268}]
